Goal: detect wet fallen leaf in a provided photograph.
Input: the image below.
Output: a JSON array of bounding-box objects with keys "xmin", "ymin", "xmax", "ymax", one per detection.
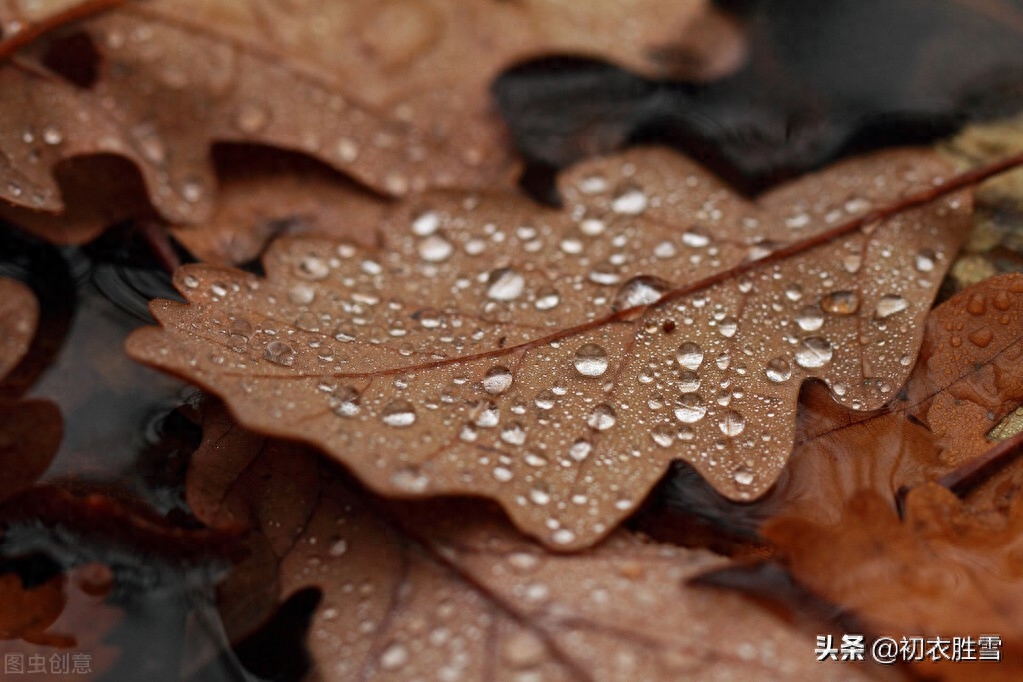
[
  {"xmin": 187, "ymin": 401, "xmax": 871, "ymax": 682},
  {"xmin": 0, "ymin": 276, "xmax": 61, "ymax": 503},
  {"xmin": 656, "ymin": 273, "xmax": 1023, "ymax": 533},
  {"xmin": 128, "ymin": 147, "xmax": 971, "ymax": 549},
  {"xmin": 764, "ymin": 484, "xmax": 1023, "ymax": 681},
  {"xmin": 0, "ymin": 0, "xmax": 742, "ymax": 238}
]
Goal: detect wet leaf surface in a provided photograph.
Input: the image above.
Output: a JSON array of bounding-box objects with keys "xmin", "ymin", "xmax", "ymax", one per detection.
[
  {"xmin": 0, "ymin": 0, "xmax": 742, "ymax": 235},
  {"xmin": 187, "ymin": 401, "xmax": 873, "ymax": 682},
  {"xmin": 128, "ymin": 147, "xmax": 971, "ymax": 549}
]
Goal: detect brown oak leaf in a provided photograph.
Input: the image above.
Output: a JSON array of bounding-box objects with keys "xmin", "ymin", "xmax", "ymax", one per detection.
[
  {"xmin": 657, "ymin": 273, "xmax": 1023, "ymax": 534},
  {"xmin": 187, "ymin": 402, "xmax": 872, "ymax": 682},
  {"xmin": 0, "ymin": 277, "xmax": 61, "ymax": 503},
  {"xmin": 127, "ymin": 147, "xmax": 972, "ymax": 549},
  {"xmin": 764, "ymin": 484, "xmax": 1023, "ymax": 681},
  {"xmin": 0, "ymin": 0, "xmax": 742, "ymax": 238}
]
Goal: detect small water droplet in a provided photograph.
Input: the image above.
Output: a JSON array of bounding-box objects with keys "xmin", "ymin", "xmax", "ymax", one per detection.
[
  {"xmin": 482, "ymin": 366, "xmax": 513, "ymax": 394},
  {"xmin": 795, "ymin": 305, "xmax": 824, "ymax": 332},
  {"xmin": 534, "ymin": 286, "xmax": 560, "ymax": 311},
  {"xmin": 764, "ymin": 357, "xmax": 792, "ymax": 383},
  {"xmin": 677, "ymin": 369, "xmax": 701, "ymax": 393},
  {"xmin": 501, "ymin": 422, "xmax": 527, "ymax": 445},
  {"xmin": 569, "ymin": 439, "xmax": 592, "ymax": 462},
  {"xmin": 580, "ymin": 217, "xmax": 606, "ymax": 235},
  {"xmin": 534, "ymin": 391, "xmax": 556, "ymax": 410},
  {"xmin": 587, "ymin": 404, "xmax": 617, "ymax": 431},
  {"xmin": 234, "ymin": 103, "xmax": 269, "ymax": 133},
  {"xmin": 551, "ymin": 529, "xmax": 576, "ymax": 545},
  {"xmin": 381, "ymin": 400, "xmax": 417, "ymax": 427},
  {"xmin": 288, "ymin": 283, "xmax": 315, "ymax": 305},
  {"xmin": 528, "ymin": 485, "xmax": 551, "ymax": 505},
  {"xmin": 820, "ymin": 291, "xmax": 860, "ymax": 316},
  {"xmin": 42, "ymin": 125, "xmax": 63, "ymax": 145},
  {"xmin": 676, "ymin": 342, "xmax": 704, "ymax": 370},
  {"xmin": 674, "ymin": 394, "xmax": 707, "ymax": 423},
  {"xmin": 875, "ymin": 295, "xmax": 908, "ymax": 319},
  {"xmin": 717, "ymin": 316, "xmax": 738, "ymax": 338},
  {"xmin": 794, "ymin": 337, "xmax": 834, "ymax": 368},
  {"xmin": 391, "ymin": 466, "xmax": 428, "ymax": 493},
  {"xmin": 263, "ymin": 340, "xmax": 296, "ymax": 366},
  {"xmin": 612, "ymin": 275, "xmax": 670, "ymax": 311},
  {"xmin": 915, "ymin": 249, "xmax": 936, "ymax": 272},
  {"xmin": 718, "ymin": 410, "xmax": 746, "ymax": 437},
  {"xmin": 328, "ymin": 539, "xmax": 348, "ymax": 557},
  {"xmin": 418, "ymin": 234, "xmax": 453, "ymax": 262},
  {"xmin": 473, "ymin": 401, "xmax": 500, "ymax": 428},
  {"xmin": 611, "ymin": 187, "xmax": 648, "ymax": 214},
  {"xmin": 785, "ymin": 284, "xmax": 803, "ymax": 301},
  {"xmin": 733, "ymin": 467, "xmax": 754, "ymax": 486},
  {"xmin": 493, "ymin": 466, "xmax": 513, "ymax": 482},
  {"xmin": 296, "ymin": 255, "xmax": 330, "ymax": 281},
  {"xmin": 651, "ymin": 425, "xmax": 674, "ymax": 447},
  {"xmin": 682, "ymin": 229, "xmax": 710, "ymax": 248},
  {"xmin": 412, "ymin": 211, "xmax": 440, "ymax": 236},
  {"xmin": 574, "ymin": 343, "xmax": 609, "ymax": 377},
  {"xmin": 379, "ymin": 642, "xmax": 409, "ymax": 671},
  {"xmin": 501, "ymin": 630, "xmax": 546, "ymax": 669},
  {"xmin": 486, "ymin": 268, "xmax": 525, "ymax": 301},
  {"xmin": 333, "ymin": 386, "xmax": 361, "ymax": 417}
]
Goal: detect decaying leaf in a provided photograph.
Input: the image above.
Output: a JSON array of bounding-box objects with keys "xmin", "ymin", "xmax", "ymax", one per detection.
[
  {"xmin": 764, "ymin": 484, "xmax": 1023, "ymax": 680},
  {"xmin": 0, "ymin": 0, "xmax": 742, "ymax": 234},
  {"xmin": 128, "ymin": 147, "xmax": 971, "ymax": 549},
  {"xmin": 187, "ymin": 402, "xmax": 870, "ymax": 682},
  {"xmin": 0, "ymin": 276, "xmax": 61, "ymax": 503},
  {"xmin": 659, "ymin": 274, "xmax": 1023, "ymax": 531}
]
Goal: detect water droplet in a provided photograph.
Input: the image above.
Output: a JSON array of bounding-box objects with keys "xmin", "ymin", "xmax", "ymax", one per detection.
[
  {"xmin": 418, "ymin": 234, "xmax": 453, "ymax": 262},
  {"xmin": 764, "ymin": 357, "xmax": 792, "ymax": 383},
  {"xmin": 651, "ymin": 425, "xmax": 675, "ymax": 447},
  {"xmin": 288, "ymin": 283, "xmax": 315, "ymax": 305},
  {"xmin": 473, "ymin": 402, "xmax": 500, "ymax": 428},
  {"xmin": 235, "ymin": 103, "xmax": 269, "ymax": 133},
  {"xmin": 733, "ymin": 467, "xmax": 754, "ymax": 486},
  {"xmin": 795, "ymin": 305, "xmax": 824, "ymax": 332},
  {"xmin": 785, "ymin": 284, "xmax": 803, "ymax": 301},
  {"xmin": 263, "ymin": 340, "xmax": 296, "ymax": 366},
  {"xmin": 588, "ymin": 263, "xmax": 621, "ymax": 285},
  {"xmin": 296, "ymin": 255, "xmax": 330, "ymax": 281},
  {"xmin": 820, "ymin": 291, "xmax": 860, "ymax": 316},
  {"xmin": 569, "ymin": 439, "xmax": 592, "ymax": 462},
  {"xmin": 587, "ymin": 404, "xmax": 617, "ymax": 431},
  {"xmin": 391, "ymin": 466, "xmax": 429, "ymax": 493},
  {"xmin": 654, "ymin": 240, "xmax": 677, "ymax": 259},
  {"xmin": 718, "ymin": 410, "xmax": 746, "ymax": 437},
  {"xmin": 501, "ymin": 422, "xmax": 527, "ymax": 445},
  {"xmin": 486, "ymin": 268, "xmax": 525, "ymax": 301},
  {"xmin": 682, "ymin": 229, "xmax": 710, "ymax": 248},
  {"xmin": 674, "ymin": 394, "xmax": 706, "ymax": 423},
  {"xmin": 676, "ymin": 342, "xmax": 704, "ymax": 370},
  {"xmin": 379, "ymin": 642, "xmax": 409, "ymax": 671},
  {"xmin": 501, "ymin": 630, "xmax": 546, "ymax": 669},
  {"xmin": 412, "ymin": 211, "xmax": 440, "ymax": 236},
  {"xmin": 612, "ymin": 275, "xmax": 670, "ymax": 311},
  {"xmin": 42, "ymin": 125, "xmax": 63, "ymax": 145},
  {"xmin": 875, "ymin": 295, "xmax": 908, "ymax": 319},
  {"xmin": 574, "ymin": 343, "xmax": 609, "ymax": 377},
  {"xmin": 677, "ymin": 369, "xmax": 701, "ymax": 393},
  {"xmin": 915, "ymin": 250, "xmax": 936, "ymax": 272},
  {"xmin": 551, "ymin": 528, "xmax": 576, "ymax": 545},
  {"xmin": 717, "ymin": 316, "xmax": 738, "ymax": 338},
  {"xmin": 794, "ymin": 337, "xmax": 834, "ymax": 368},
  {"xmin": 528, "ymin": 485, "xmax": 551, "ymax": 505},
  {"xmin": 482, "ymin": 366, "xmax": 513, "ymax": 394},
  {"xmin": 493, "ymin": 466, "xmax": 513, "ymax": 482},
  {"xmin": 534, "ymin": 391, "xmax": 556, "ymax": 410},
  {"xmin": 381, "ymin": 400, "xmax": 417, "ymax": 427},
  {"xmin": 328, "ymin": 539, "xmax": 348, "ymax": 557},
  {"xmin": 533, "ymin": 286, "xmax": 560, "ymax": 311},
  {"xmin": 333, "ymin": 386, "xmax": 361, "ymax": 417},
  {"xmin": 580, "ymin": 218, "xmax": 606, "ymax": 235},
  {"xmin": 611, "ymin": 187, "xmax": 648, "ymax": 214}
]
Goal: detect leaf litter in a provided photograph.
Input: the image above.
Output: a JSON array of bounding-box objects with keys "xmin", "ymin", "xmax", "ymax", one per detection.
[
  {"xmin": 186, "ymin": 401, "xmax": 874, "ymax": 682},
  {"xmin": 127, "ymin": 146, "xmax": 972, "ymax": 549}
]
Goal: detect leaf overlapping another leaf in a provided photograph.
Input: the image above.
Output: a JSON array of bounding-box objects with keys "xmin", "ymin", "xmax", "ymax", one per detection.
[
  {"xmin": 128, "ymin": 147, "xmax": 970, "ymax": 549},
  {"xmin": 188, "ymin": 403, "xmax": 873, "ymax": 682}
]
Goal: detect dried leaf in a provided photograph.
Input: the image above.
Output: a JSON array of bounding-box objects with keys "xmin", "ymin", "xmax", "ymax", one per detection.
[
  {"xmin": 187, "ymin": 402, "xmax": 868, "ymax": 682},
  {"xmin": 0, "ymin": 277, "xmax": 60, "ymax": 503},
  {"xmin": 128, "ymin": 147, "xmax": 971, "ymax": 549},
  {"xmin": 0, "ymin": 0, "xmax": 742, "ymax": 231},
  {"xmin": 764, "ymin": 484, "xmax": 1023, "ymax": 681}
]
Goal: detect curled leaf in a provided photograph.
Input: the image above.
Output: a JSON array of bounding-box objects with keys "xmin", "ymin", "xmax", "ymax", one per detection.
[
  {"xmin": 128, "ymin": 148, "xmax": 970, "ymax": 548},
  {"xmin": 187, "ymin": 402, "xmax": 870, "ymax": 682}
]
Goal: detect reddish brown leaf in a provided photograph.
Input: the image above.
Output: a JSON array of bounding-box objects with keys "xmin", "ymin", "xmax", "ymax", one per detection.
[
  {"xmin": 764, "ymin": 484, "xmax": 1023, "ymax": 680},
  {"xmin": 187, "ymin": 402, "xmax": 870, "ymax": 681},
  {"xmin": 128, "ymin": 147, "xmax": 972, "ymax": 549},
  {"xmin": 0, "ymin": 0, "xmax": 742, "ymax": 236},
  {"xmin": 0, "ymin": 277, "xmax": 37, "ymax": 378}
]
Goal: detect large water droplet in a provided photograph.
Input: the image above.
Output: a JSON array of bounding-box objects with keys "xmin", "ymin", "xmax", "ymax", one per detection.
[
  {"xmin": 764, "ymin": 357, "xmax": 792, "ymax": 383},
  {"xmin": 718, "ymin": 410, "xmax": 746, "ymax": 437},
  {"xmin": 486, "ymin": 268, "xmax": 525, "ymax": 301},
  {"xmin": 482, "ymin": 366, "xmax": 513, "ymax": 394},
  {"xmin": 381, "ymin": 400, "xmax": 417, "ymax": 427},
  {"xmin": 587, "ymin": 404, "xmax": 617, "ymax": 431},
  {"xmin": 612, "ymin": 275, "xmax": 670, "ymax": 311},
  {"xmin": 574, "ymin": 343, "xmax": 609, "ymax": 377},
  {"xmin": 795, "ymin": 305, "xmax": 824, "ymax": 332},
  {"xmin": 674, "ymin": 394, "xmax": 707, "ymax": 423},
  {"xmin": 794, "ymin": 337, "xmax": 834, "ymax": 368},
  {"xmin": 677, "ymin": 370, "xmax": 701, "ymax": 393},
  {"xmin": 676, "ymin": 342, "xmax": 704, "ymax": 370},
  {"xmin": 875, "ymin": 295, "xmax": 909, "ymax": 319},
  {"xmin": 820, "ymin": 291, "xmax": 860, "ymax": 316},
  {"xmin": 611, "ymin": 187, "xmax": 648, "ymax": 214},
  {"xmin": 717, "ymin": 316, "xmax": 738, "ymax": 338},
  {"xmin": 263, "ymin": 340, "xmax": 296, "ymax": 366},
  {"xmin": 333, "ymin": 386, "xmax": 361, "ymax": 417}
]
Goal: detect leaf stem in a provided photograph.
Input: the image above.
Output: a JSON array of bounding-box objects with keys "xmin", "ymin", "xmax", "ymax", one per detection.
[{"xmin": 938, "ymin": 427, "xmax": 1023, "ymax": 496}]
